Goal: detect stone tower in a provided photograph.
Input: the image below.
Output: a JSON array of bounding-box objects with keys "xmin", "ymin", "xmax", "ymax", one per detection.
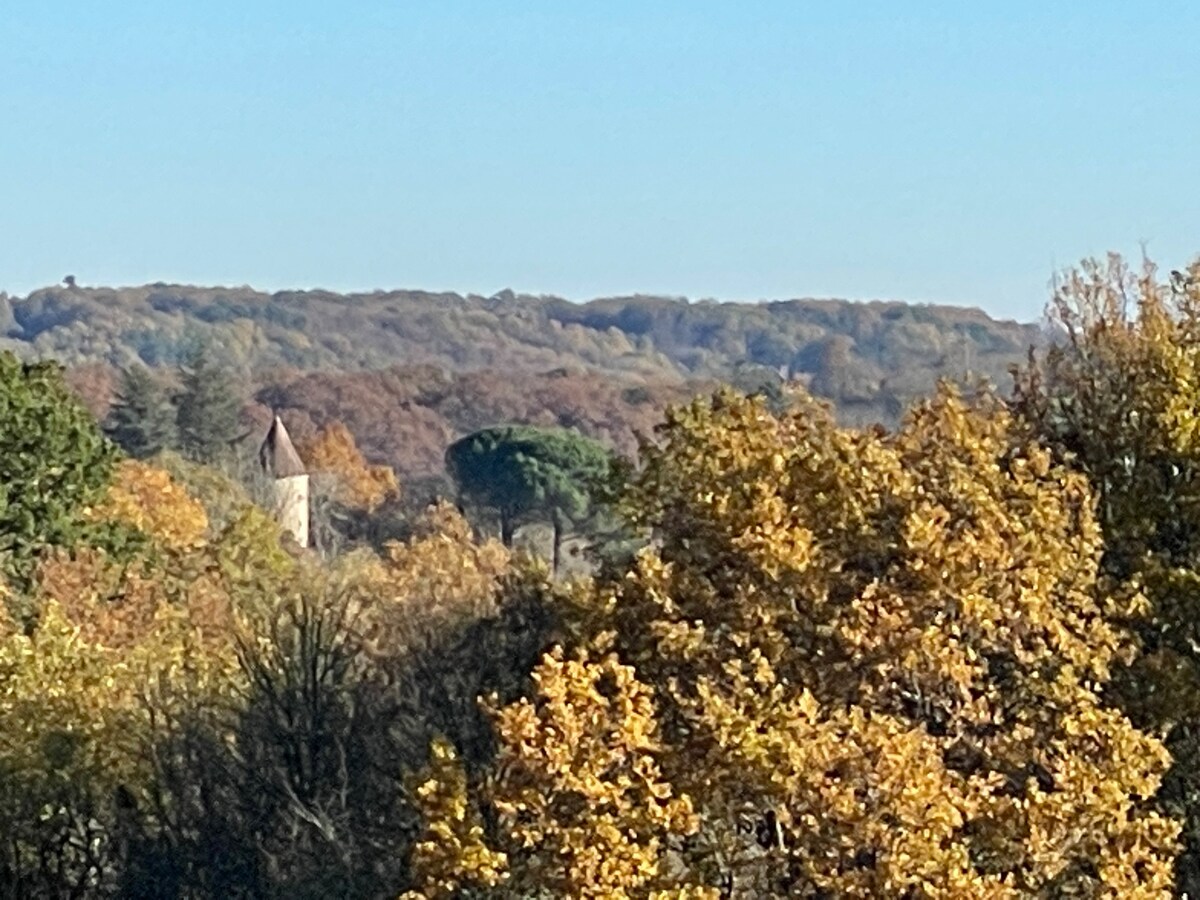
[{"xmin": 259, "ymin": 415, "xmax": 310, "ymax": 548}]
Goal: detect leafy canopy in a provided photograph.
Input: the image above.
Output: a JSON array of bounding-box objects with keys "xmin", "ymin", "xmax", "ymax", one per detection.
[
  {"xmin": 298, "ymin": 419, "xmax": 399, "ymax": 512},
  {"xmin": 409, "ymin": 387, "xmax": 1180, "ymax": 898},
  {"xmin": 0, "ymin": 351, "xmax": 117, "ymax": 571}
]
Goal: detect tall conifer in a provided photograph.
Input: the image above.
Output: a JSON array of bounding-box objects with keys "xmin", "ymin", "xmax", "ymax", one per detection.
[
  {"xmin": 104, "ymin": 364, "xmax": 177, "ymax": 458},
  {"xmin": 175, "ymin": 344, "xmax": 244, "ymax": 464}
]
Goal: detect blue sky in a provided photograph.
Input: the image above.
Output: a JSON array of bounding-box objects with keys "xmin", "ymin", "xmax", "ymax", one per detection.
[{"xmin": 2, "ymin": 2, "xmax": 1198, "ymax": 321}]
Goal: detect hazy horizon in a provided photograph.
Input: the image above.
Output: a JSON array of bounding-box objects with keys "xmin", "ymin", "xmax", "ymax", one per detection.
[{"xmin": 0, "ymin": 277, "xmax": 1051, "ymax": 324}]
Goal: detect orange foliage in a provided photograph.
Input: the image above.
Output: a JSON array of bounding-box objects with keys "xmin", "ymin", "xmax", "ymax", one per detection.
[{"xmin": 298, "ymin": 420, "xmax": 400, "ymax": 511}]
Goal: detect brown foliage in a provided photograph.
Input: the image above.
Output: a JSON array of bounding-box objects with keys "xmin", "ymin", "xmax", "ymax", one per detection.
[
  {"xmin": 18, "ymin": 282, "xmax": 1042, "ymax": 447},
  {"xmin": 63, "ymin": 361, "xmax": 116, "ymax": 421},
  {"xmin": 257, "ymin": 365, "xmax": 703, "ymax": 481}
]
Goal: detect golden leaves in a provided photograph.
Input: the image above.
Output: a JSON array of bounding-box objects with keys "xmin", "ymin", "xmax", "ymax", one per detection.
[
  {"xmin": 347, "ymin": 502, "xmax": 510, "ymax": 659},
  {"xmin": 486, "ymin": 649, "xmax": 703, "ymax": 898},
  {"xmin": 558, "ymin": 385, "xmax": 1180, "ymax": 895},
  {"xmin": 405, "ymin": 649, "xmax": 707, "ymax": 899},
  {"xmin": 0, "ymin": 590, "xmax": 241, "ymax": 806},
  {"xmin": 89, "ymin": 458, "xmax": 209, "ymax": 550},
  {"xmin": 0, "ymin": 463, "xmax": 261, "ymax": 833},
  {"xmin": 404, "ymin": 738, "xmax": 508, "ymax": 898}
]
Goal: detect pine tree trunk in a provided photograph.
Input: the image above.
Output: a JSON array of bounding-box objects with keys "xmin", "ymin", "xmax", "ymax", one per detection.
[{"xmin": 552, "ymin": 509, "xmax": 563, "ymax": 577}]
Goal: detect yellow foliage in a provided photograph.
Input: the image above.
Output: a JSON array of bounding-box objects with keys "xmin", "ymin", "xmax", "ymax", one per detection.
[
  {"xmin": 151, "ymin": 449, "xmax": 255, "ymax": 531},
  {"xmin": 348, "ymin": 502, "xmax": 510, "ymax": 658},
  {"xmin": 89, "ymin": 458, "xmax": 209, "ymax": 549},
  {"xmin": 1013, "ymin": 254, "xmax": 1200, "ymax": 562},
  {"xmin": 413, "ymin": 386, "xmax": 1180, "ymax": 897},
  {"xmin": 0, "ymin": 492, "xmax": 275, "ymax": 850},
  {"xmin": 406, "ymin": 650, "xmax": 711, "ymax": 899},
  {"xmin": 489, "ymin": 650, "xmax": 708, "ymax": 898},
  {"xmin": 403, "ymin": 738, "xmax": 509, "ymax": 899},
  {"xmin": 617, "ymin": 387, "xmax": 1177, "ymax": 894},
  {"xmin": 0, "ymin": 585, "xmax": 241, "ymax": 807},
  {"xmin": 1011, "ymin": 253, "xmax": 1200, "ymax": 893}
]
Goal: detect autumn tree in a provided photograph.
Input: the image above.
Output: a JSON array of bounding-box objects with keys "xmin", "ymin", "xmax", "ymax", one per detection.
[
  {"xmin": 445, "ymin": 425, "xmax": 614, "ymax": 572},
  {"xmin": 406, "ymin": 651, "xmax": 706, "ymax": 899},
  {"xmin": 1011, "ymin": 252, "xmax": 1200, "ymax": 893},
  {"xmin": 0, "ymin": 351, "xmax": 117, "ymax": 578},
  {"xmin": 90, "ymin": 458, "xmax": 210, "ymax": 550},
  {"xmin": 336, "ymin": 502, "xmax": 559, "ymax": 775},
  {"xmin": 104, "ymin": 363, "xmax": 178, "ymax": 458},
  {"xmin": 131, "ymin": 501, "xmax": 540, "ymax": 899},
  {"xmin": 151, "ymin": 449, "xmax": 255, "ymax": 532},
  {"xmin": 409, "ymin": 387, "xmax": 1180, "ymax": 897},
  {"xmin": 295, "ymin": 420, "xmax": 402, "ymax": 552},
  {"xmin": 0, "ymin": 460, "xmax": 244, "ymax": 895},
  {"xmin": 297, "ymin": 420, "xmax": 399, "ymax": 513},
  {"xmin": 0, "ymin": 421, "xmax": 544, "ymax": 899}
]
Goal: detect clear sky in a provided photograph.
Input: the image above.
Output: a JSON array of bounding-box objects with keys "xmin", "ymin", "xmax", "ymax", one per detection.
[{"xmin": 3, "ymin": 2, "xmax": 1198, "ymax": 321}]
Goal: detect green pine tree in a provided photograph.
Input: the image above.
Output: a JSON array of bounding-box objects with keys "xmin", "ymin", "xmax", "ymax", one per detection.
[
  {"xmin": 445, "ymin": 424, "xmax": 614, "ymax": 573},
  {"xmin": 175, "ymin": 344, "xmax": 244, "ymax": 464},
  {"xmin": 104, "ymin": 364, "xmax": 177, "ymax": 458}
]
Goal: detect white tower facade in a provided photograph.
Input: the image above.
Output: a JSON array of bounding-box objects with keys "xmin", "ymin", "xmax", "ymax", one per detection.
[{"xmin": 259, "ymin": 416, "xmax": 310, "ymax": 548}]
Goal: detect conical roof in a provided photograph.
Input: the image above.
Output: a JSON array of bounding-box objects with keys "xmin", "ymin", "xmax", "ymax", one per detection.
[{"xmin": 260, "ymin": 415, "xmax": 306, "ymax": 478}]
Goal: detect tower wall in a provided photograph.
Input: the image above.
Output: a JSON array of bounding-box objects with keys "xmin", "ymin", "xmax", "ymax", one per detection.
[{"xmin": 273, "ymin": 473, "xmax": 310, "ymax": 548}]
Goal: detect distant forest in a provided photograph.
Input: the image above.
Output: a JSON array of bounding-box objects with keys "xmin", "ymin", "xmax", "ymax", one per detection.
[{"xmin": 0, "ymin": 283, "xmax": 1043, "ymax": 484}]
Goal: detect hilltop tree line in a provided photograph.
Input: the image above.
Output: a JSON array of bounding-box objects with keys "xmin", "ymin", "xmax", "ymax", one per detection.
[
  {"xmin": 1, "ymin": 282, "xmax": 1040, "ymax": 430},
  {"xmin": 7, "ymin": 253, "xmax": 1200, "ymax": 896}
]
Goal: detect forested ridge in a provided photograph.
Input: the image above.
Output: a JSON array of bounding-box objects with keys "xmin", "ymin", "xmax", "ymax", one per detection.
[
  {"xmin": 1, "ymin": 281, "xmax": 1040, "ymax": 488},
  {"xmin": 0, "ymin": 284, "xmax": 1038, "ymax": 397},
  {"xmin": 11, "ymin": 255, "xmax": 1200, "ymax": 897}
]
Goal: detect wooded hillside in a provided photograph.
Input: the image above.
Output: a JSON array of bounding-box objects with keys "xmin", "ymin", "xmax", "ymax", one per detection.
[
  {"xmin": 4, "ymin": 283, "xmax": 1041, "ymax": 430},
  {"xmin": 5, "ymin": 282, "xmax": 1045, "ymax": 495}
]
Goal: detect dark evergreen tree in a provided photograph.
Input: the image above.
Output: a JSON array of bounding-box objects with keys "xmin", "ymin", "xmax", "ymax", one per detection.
[
  {"xmin": 174, "ymin": 344, "xmax": 244, "ymax": 464},
  {"xmin": 104, "ymin": 364, "xmax": 177, "ymax": 458},
  {"xmin": 445, "ymin": 425, "xmax": 613, "ymax": 572}
]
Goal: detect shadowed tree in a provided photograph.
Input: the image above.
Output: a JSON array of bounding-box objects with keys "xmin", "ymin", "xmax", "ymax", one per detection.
[
  {"xmin": 104, "ymin": 365, "xmax": 177, "ymax": 459},
  {"xmin": 445, "ymin": 425, "xmax": 614, "ymax": 573},
  {"xmin": 175, "ymin": 343, "xmax": 245, "ymax": 464}
]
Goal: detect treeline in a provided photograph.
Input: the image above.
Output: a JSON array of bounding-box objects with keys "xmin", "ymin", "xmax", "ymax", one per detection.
[
  {"xmin": 9, "ymin": 253, "xmax": 1200, "ymax": 896},
  {"xmin": 3, "ymin": 281, "xmax": 1041, "ymax": 428}
]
